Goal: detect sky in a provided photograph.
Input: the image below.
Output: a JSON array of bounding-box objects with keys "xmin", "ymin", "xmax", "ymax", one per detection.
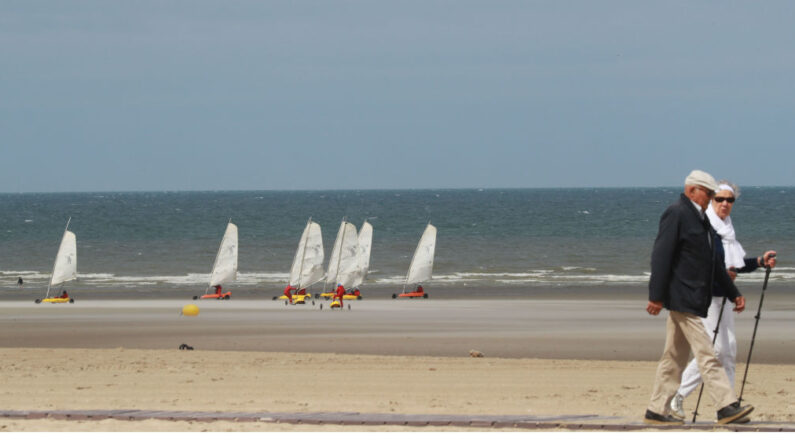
[{"xmin": 1, "ymin": 1, "xmax": 794, "ymax": 192}]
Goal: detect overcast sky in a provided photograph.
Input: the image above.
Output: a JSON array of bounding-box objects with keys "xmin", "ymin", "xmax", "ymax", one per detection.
[{"xmin": 2, "ymin": 1, "xmax": 794, "ymax": 192}]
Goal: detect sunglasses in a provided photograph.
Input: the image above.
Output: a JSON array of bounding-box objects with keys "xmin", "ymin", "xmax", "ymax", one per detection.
[{"xmin": 714, "ymin": 197, "xmax": 735, "ymax": 203}]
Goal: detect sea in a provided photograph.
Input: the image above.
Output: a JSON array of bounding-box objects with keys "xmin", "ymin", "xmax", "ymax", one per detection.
[{"xmin": 1, "ymin": 188, "xmax": 793, "ymax": 295}]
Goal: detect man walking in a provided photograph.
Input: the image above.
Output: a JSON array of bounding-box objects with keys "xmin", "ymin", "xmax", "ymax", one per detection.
[{"xmin": 644, "ymin": 170, "xmax": 754, "ymax": 425}]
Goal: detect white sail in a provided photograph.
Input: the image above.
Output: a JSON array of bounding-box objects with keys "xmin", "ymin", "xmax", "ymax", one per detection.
[
  {"xmin": 348, "ymin": 221, "xmax": 373, "ymax": 289},
  {"xmin": 326, "ymin": 220, "xmax": 358, "ymax": 288},
  {"xmin": 289, "ymin": 220, "xmax": 325, "ymax": 289},
  {"xmin": 50, "ymin": 230, "xmax": 77, "ymax": 286},
  {"xmin": 405, "ymin": 223, "xmax": 436, "ymax": 286},
  {"xmin": 209, "ymin": 222, "xmax": 238, "ymax": 287}
]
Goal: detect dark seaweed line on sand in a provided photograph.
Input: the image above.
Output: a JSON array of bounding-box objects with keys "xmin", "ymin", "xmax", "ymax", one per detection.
[{"xmin": 1, "ymin": 409, "xmax": 793, "ymax": 431}]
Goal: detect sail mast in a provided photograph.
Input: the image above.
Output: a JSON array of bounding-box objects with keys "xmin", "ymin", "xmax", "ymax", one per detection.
[
  {"xmin": 325, "ymin": 217, "xmax": 347, "ymax": 291},
  {"xmin": 403, "ymin": 221, "xmax": 430, "ymax": 294},
  {"xmin": 45, "ymin": 217, "xmax": 71, "ymax": 299},
  {"xmin": 351, "ymin": 220, "xmax": 372, "ymax": 288},
  {"xmin": 335, "ymin": 217, "xmax": 348, "ymax": 288},
  {"xmin": 205, "ymin": 218, "xmax": 231, "ymax": 295},
  {"xmin": 297, "ymin": 218, "xmax": 311, "ymax": 289}
]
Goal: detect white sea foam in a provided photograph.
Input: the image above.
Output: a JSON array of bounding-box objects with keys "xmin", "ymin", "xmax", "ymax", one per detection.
[
  {"xmin": 734, "ymin": 268, "xmax": 795, "ymax": 283},
  {"xmin": 1, "ymin": 270, "xmax": 41, "ymax": 275},
  {"xmin": 372, "ymin": 270, "xmax": 651, "ymax": 285},
  {"xmin": 2, "ymin": 267, "xmax": 792, "ymax": 289}
]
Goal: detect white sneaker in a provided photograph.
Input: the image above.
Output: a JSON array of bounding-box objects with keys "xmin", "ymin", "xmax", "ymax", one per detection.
[{"xmin": 669, "ymin": 393, "xmax": 685, "ymax": 420}]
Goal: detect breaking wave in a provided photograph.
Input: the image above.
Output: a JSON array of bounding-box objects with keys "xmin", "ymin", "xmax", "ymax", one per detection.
[{"xmin": 4, "ymin": 267, "xmax": 795, "ymax": 290}]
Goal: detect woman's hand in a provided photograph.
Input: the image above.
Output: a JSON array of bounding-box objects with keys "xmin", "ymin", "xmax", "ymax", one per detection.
[
  {"xmin": 734, "ymin": 296, "xmax": 745, "ymax": 313},
  {"xmin": 761, "ymin": 251, "xmax": 777, "ymax": 269}
]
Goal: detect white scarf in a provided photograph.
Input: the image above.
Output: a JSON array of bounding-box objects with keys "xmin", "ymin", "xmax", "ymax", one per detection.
[{"xmin": 706, "ymin": 204, "xmax": 746, "ymax": 269}]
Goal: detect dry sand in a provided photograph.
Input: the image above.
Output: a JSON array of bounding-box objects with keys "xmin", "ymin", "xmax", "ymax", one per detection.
[{"xmin": 0, "ymin": 296, "xmax": 793, "ymax": 431}]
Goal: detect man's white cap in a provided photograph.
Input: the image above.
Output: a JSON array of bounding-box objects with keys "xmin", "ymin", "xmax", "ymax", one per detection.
[{"xmin": 684, "ymin": 170, "xmax": 718, "ymax": 192}]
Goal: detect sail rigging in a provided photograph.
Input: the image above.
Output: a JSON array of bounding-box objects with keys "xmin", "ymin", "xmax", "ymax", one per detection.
[
  {"xmin": 347, "ymin": 220, "xmax": 373, "ymax": 289},
  {"xmin": 208, "ymin": 221, "xmax": 238, "ymax": 291},
  {"xmin": 403, "ymin": 223, "xmax": 437, "ymax": 292},
  {"xmin": 325, "ymin": 219, "xmax": 358, "ymax": 289},
  {"xmin": 45, "ymin": 217, "xmax": 77, "ymax": 299},
  {"xmin": 289, "ymin": 219, "xmax": 325, "ymax": 290}
]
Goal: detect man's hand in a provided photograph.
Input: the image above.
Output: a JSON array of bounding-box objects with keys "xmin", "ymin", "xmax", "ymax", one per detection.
[
  {"xmin": 727, "ymin": 269, "xmax": 737, "ymax": 281},
  {"xmin": 734, "ymin": 296, "xmax": 745, "ymax": 313},
  {"xmin": 647, "ymin": 300, "xmax": 663, "ymax": 316}
]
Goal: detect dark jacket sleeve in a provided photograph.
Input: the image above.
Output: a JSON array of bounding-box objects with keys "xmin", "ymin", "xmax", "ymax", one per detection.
[
  {"xmin": 736, "ymin": 256, "xmax": 760, "ymax": 274},
  {"xmin": 649, "ymin": 206, "xmax": 679, "ymax": 305}
]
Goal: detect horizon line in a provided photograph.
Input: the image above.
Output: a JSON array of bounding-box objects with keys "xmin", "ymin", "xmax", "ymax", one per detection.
[{"xmin": 2, "ymin": 185, "xmax": 794, "ymax": 195}]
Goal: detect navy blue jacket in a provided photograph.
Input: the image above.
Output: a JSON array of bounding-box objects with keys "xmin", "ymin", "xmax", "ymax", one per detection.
[{"xmin": 649, "ymin": 194, "xmax": 741, "ymax": 317}]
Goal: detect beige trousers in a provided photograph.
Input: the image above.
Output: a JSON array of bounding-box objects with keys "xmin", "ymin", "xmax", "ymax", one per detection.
[{"xmin": 648, "ymin": 310, "xmax": 737, "ymax": 415}]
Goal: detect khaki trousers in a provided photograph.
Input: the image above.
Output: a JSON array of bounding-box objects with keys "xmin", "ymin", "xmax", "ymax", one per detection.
[{"xmin": 648, "ymin": 310, "xmax": 737, "ymax": 415}]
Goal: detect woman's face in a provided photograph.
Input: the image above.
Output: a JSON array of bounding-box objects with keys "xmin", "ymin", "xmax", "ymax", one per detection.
[{"xmin": 712, "ymin": 189, "xmax": 735, "ymax": 219}]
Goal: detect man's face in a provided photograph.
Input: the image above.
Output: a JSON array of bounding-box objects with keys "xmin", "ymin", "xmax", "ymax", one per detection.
[{"xmin": 686, "ymin": 185, "xmax": 714, "ymax": 210}]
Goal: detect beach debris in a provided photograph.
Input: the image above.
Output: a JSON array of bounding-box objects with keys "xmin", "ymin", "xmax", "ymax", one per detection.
[
  {"xmin": 181, "ymin": 304, "xmax": 200, "ymax": 316},
  {"xmin": 469, "ymin": 350, "xmax": 484, "ymax": 358},
  {"xmin": 179, "ymin": 344, "xmax": 194, "ymax": 350}
]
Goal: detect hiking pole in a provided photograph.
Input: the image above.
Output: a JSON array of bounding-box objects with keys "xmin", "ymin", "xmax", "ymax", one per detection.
[
  {"xmin": 738, "ymin": 255, "xmax": 775, "ymax": 404},
  {"xmin": 691, "ymin": 295, "xmax": 729, "ymax": 423}
]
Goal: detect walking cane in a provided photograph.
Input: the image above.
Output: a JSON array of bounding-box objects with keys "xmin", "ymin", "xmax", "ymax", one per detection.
[
  {"xmin": 738, "ymin": 255, "xmax": 775, "ymax": 404},
  {"xmin": 691, "ymin": 295, "xmax": 729, "ymax": 423}
]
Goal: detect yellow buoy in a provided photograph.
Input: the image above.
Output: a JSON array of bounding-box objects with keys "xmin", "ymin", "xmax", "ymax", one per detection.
[{"xmin": 181, "ymin": 304, "xmax": 200, "ymax": 317}]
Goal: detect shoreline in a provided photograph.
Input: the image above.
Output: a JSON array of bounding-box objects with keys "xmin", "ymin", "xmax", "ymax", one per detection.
[
  {"xmin": 6, "ymin": 281, "xmax": 795, "ymax": 300},
  {"xmin": 4, "ymin": 284, "xmax": 656, "ymax": 300}
]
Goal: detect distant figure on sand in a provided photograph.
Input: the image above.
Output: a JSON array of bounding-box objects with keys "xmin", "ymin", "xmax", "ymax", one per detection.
[
  {"xmin": 334, "ymin": 283, "xmax": 345, "ymax": 306},
  {"xmin": 60, "ymin": 290, "xmax": 69, "ymax": 299},
  {"xmin": 214, "ymin": 285, "xmax": 222, "ymax": 296},
  {"xmin": 669, "ymin": 180, "xmax": 778, "ymax": 419},
  {"xmin": 415, "ymin": 285, "xmax": 424, "ymax": 294},
  {"xmin": 644, "ymin": 170, "xmax": 753, "ymax": 426},
  {"xmin": 284, "ymin": 285, "xmax": 296, "ymax": 304},
  {"xmin": 17, "ymin": 277, "xmax": 23, "ymax": 288}
]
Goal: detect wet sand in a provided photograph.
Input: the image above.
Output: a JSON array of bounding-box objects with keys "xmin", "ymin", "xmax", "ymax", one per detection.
[{"xmin": 1, "ymin": 295, "xmax": 793, "ymax": 362}]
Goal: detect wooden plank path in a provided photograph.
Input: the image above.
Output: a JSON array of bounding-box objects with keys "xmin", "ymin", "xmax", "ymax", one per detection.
[{"xmin": 1, "ymin": 409, "xmax": 793, "ymax": 431}]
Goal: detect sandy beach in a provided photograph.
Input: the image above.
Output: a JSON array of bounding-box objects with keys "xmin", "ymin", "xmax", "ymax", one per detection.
[{"xmin": 1, "ymin": 294, "xmax": 793, "ymax": 431}]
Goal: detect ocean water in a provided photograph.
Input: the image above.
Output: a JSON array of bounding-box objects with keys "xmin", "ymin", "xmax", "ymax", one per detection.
[{"xmin": 1, "ymin": 188, "xmax": 793, "ymax": 293}]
